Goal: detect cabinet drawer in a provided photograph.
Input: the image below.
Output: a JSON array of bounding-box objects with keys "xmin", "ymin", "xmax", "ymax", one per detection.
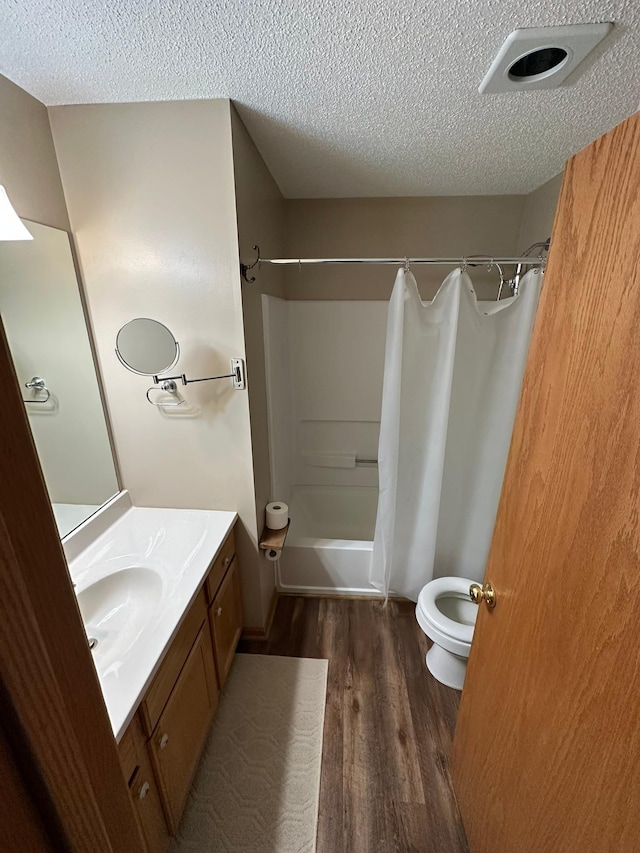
[
  {"xmin": 140, "ymin": 589, "xmax": 208, "ymax": 736},
  {"xmin": 205, "ymin": 527, "xmax": 236, "ymax": 603},
  {"xmin": 148, "ymin": 623, "xmax": 218, "ymax": 834},
  {"xmin": 210, "ymin": 559, "xmax": 243, "ymax": 689}
]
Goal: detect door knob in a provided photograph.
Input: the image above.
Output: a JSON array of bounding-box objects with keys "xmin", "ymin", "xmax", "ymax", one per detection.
[{"xmin": 469, "ymin": 582, "xmax": 496, "ymax": 609}]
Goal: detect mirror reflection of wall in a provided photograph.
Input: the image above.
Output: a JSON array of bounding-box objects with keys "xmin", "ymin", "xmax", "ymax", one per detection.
[{"xmin": 0, "ymin": 219, "xmax": 119, "ymax": 537}]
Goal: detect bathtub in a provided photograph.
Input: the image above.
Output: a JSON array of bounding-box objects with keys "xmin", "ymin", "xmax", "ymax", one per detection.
[{"xmin": 278, "ymin": 485, "xmax": 382, "ymax": 596}]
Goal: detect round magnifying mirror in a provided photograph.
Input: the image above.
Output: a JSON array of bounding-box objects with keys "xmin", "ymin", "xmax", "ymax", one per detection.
[{"xmin": 115, "ymin": 318, "xmax": 180, "ymax": 376}]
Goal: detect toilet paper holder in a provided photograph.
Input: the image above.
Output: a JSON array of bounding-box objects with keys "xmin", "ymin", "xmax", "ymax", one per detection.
[{"xmin": 259, "ymin": 519, "xmax": 290, "ymax": 557}]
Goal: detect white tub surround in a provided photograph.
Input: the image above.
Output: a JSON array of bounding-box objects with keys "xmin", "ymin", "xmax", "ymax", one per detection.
[
  {"xmin": 67, "ymin": 505, "xmax": 237, "ymax": 741},
  {"xmin": 263, "ymin": 296, "xmax": 385, "ymax": 595},
  {"xmin": 278, "ymin": 485, "xmax": 380, "ymax": 596},
  {"xmin": 279, "ymin": 536, "xmax": 377, "ymax": 597}
]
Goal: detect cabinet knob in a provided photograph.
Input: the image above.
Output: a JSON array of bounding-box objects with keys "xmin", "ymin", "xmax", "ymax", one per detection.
[
  {"xmin": 159, "ymin": 733, "xmax": 169, "ymax": 750},
  {"xmin": 223, "ymin": 557, "xmax": 231, "ymax": 569},
  {"xmin": 216, "ymin": 606, "xmax": 223, "ymax": 617},
  {"xmin": 138, "ymin": 781, "xmax": 150, "ymax": 801}
]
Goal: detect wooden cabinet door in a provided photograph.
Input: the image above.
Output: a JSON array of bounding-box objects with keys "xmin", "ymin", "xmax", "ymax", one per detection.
[
  {"xmin": 451, "ymin": 113, "xmax": 640, "ymax": 852},
  {"xmin": 149, "ymin": 624, "xmax": 218, "ymax": 834},
  {"xmin": 140, "ymin": 590, "xmax": 208, "ymax": 737},
  {"xmin": 210, "ymin": 559, "xmax": 242, "ymax": 688}
]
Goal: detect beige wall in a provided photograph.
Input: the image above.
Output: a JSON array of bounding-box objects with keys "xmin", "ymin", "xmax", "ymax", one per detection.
[
  {"xmin": 283, "ymin": 195, "xmax": 527, "ymax": 301},
  {"xmin": 230, "ymin": 105, "xmax": 284, "ymax": 617},
  {"xmin": 49, "ymin": 99, "xmax": 269, "ymax": 628},
  {"xmin": 0, "ymin": 75, "xmax": 69, "ymax": 230},
  {"xmin": 517, "ymin": 173, "xmax": 562, "ymax": 252}
]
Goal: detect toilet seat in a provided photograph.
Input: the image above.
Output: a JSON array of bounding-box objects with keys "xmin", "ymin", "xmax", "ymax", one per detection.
[
  {"xmin": 416, "ymin": 577, "xmax": 475, "ymax": 645},
  {"xmin": 415, "ymin": 576, "xmax": 478, "ymax": 690}
]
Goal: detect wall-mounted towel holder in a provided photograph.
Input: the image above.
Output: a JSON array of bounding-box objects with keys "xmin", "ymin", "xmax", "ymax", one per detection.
[
  {"xmin": 146, "ymin": 380, "xmax": 185, "ymax": 408},
  {"xmin": 23, "ymin": 376, "xmax": 51, "ymax": 404}
]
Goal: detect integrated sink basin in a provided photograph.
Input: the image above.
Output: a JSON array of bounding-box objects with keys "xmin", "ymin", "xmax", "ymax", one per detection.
[
  {"xmin": 77, "ymin": 567, "xmax": 163, "ymax": 663},
  {"xmin": 67, "ymin": 503, "xmax": 237, "ymax": 740}
]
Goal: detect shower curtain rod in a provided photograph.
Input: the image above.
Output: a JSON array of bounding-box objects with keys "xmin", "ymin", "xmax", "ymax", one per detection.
[
  {"xmin": 262, "ymin": 256, "xmax": 543, "ymax": 265},
  {"xmin": 240, "ymin": 246, "xmax": 546, "ymax": 283}
]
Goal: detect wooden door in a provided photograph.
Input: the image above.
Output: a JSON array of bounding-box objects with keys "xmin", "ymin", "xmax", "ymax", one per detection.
[
  {"xmin": 149, "ymin": 624, "xmax": 218, "ymax": 833},
  {"xmin": 451, "ymin": 113, "xmax": 640, "ymax": 851},
  {"xmin": 0, "ymin": 723, "xmax": 56, "ymax": 852},
  {"xmin": 210, "ymin": 559, "xmax": 243, "ymax": 688},
  {"xmin": 0, "ymin": 319, "xmax": 144, "ymax": 851}
]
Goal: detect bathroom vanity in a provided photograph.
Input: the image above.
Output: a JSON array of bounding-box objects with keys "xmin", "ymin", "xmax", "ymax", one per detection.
[
  {"xmin": 119, "ymin": 531, "xmax": 240, "ymax": 849},
  {"xmin": 68, "ymin": 504, "xmax": 243, "ymax": 851}
]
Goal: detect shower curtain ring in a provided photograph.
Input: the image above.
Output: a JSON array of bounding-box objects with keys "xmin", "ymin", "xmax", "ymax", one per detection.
[
  {"xmin": 404, "ymin": 256, "xmax": 410, "ymax": 272},
  {"xmin": 461, "ymin": 257, "xmax": 468, "ymax": 273}
]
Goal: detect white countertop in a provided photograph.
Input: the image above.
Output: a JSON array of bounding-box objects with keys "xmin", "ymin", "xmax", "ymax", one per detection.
[{"xmin": 67, "ymin": 504, "xmax": 237, "ymax": 742}]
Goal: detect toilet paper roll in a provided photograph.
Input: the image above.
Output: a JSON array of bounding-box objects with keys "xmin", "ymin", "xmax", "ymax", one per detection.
[
  {"xmin": 265, "ymin": 548, "xmax": 281, "ymax": 562},
  {"xmin": 266, "ymin": 501, "xmax": 289, "ymax": 530}
]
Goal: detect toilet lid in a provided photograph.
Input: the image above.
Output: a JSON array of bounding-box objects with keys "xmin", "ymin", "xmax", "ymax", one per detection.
[{"xmin": 417, "ymin": 577, "xmax": 476, "ymax": 645}]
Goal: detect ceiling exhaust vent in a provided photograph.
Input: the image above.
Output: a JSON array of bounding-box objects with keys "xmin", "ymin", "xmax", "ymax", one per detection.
[{"xmin": 479, "ymin": 23, "xmax": 612, "ymax": 94}]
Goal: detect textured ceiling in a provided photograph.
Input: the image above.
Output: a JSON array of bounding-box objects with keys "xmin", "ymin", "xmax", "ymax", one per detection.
[{"xmin": 1, "ymin": 1, "xmax": 639, "ymax": 197}]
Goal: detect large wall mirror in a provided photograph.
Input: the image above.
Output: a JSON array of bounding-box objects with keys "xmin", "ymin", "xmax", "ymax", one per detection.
[{"xmin": 0, "ymin": 219, "xmax": 119, "ymax": 537}]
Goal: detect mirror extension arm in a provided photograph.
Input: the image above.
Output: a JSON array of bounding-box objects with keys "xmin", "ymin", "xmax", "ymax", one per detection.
[{"xmin": 152, "ymin": 358, "xmax": 245, "ymax": 391}]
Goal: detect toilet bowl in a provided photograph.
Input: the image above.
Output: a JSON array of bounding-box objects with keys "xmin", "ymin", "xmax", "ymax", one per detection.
[{"xmin": 415, "ymin": 576, "xmax": 478, "ymax": 691}]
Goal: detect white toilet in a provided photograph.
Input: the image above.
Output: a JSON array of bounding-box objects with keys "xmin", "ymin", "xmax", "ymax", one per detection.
[{"xmin": 415, "ymin": 576, "xmax": 478, "ymax": 691}]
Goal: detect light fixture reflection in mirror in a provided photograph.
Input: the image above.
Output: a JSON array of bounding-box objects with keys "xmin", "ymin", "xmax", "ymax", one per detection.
[
  {"xmin": 0, "ymin": 186, "xmax": 33, "ymax": 241},
  {"xmin": 115, "ymin": 317, "xmax": 180, "ymax": 376}
]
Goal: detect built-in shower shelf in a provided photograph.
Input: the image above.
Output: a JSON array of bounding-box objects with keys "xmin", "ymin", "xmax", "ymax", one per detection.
[{"xmin": 259, "ymin": 521, "xmax": 290, "ymax": 551}]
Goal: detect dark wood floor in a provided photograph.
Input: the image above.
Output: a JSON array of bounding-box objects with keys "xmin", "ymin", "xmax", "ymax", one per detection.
[{"xmin": 239, "ymin": 596, "xmax": 469, "ymax": 853}]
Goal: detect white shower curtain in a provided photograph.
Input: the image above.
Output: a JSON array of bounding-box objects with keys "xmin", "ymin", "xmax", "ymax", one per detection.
[{"xmin": 370, "ymin": 266, "xmax": 542, "ymax": 601}]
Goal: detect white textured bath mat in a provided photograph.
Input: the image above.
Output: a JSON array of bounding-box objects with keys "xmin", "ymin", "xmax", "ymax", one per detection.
[{"xmin": 170, "ymin": 654, "xmax": 328, "ymax": 853}]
